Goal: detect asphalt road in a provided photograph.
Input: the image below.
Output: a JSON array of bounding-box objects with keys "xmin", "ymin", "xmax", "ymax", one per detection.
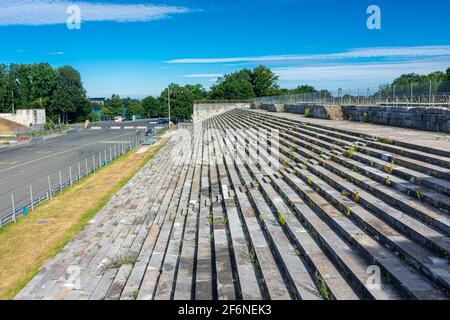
[
  {"xmin": 0, "ymin": 128, "xmax": 144, "ymax": 219},
  {"xmin": 88, "ymin": 119, "xmax": 155, "ymax": 129}
]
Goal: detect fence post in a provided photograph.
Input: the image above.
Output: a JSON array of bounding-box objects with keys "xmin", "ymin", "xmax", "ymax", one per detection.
[
  {"xmin": 393, "ymin": 85, "xmax": 396, "ymax": 106},
  {"xmin": 104, "ymin": 149, "xmax": 107, "ymax": 163},
  {"xmin": 59, "ymin": 170, "xmax": 62, "ymax": 194},
  {"xmin": 11, "ymin": 193, "xmax": 16, "ymax": 222},
  {"xmin": 30, "ymin": 184, "xmax": 34, "ymax": 211},
  {"xmin": 48, "ymin": 175, "xmax": 52, "ymax": 199},
  {"xmin": 78, "ymin": 162, "xmax": 81, "ymax": 181},
  {"xmin": 85, "ymin": 158, "xmax": 89, "ymax": 176},
  {"xmin": 110, "ymin": 147, "xmax": 112, "ymax": 161},
  {"xmin": 69, "ymin": 166, "xmax": 72, "ymax": 186},
  {"xmin": 429, "ymin": 80, "xmax": 432, "ymax": 106},
  {"xmin": 99, "ymin": 152, "xmax": 102, "ymax": 167},
  {"xmin": 93, "ymin": 155, "xmax": 95, "ymax": 171}
]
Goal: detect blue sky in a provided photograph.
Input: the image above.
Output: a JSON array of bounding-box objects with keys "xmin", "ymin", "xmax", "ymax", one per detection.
[{"xmin": 0, "ymin": 0, "xmax": 449, "ymax": 98}]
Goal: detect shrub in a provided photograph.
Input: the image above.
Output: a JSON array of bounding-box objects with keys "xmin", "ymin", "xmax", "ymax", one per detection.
[
  {"xmin": 304, "ymin": 108, "xmax": 312, "ymax": 118},
  {"xmin": 362, "ymin": 112, "xmax": 369, "ymax": 122}
]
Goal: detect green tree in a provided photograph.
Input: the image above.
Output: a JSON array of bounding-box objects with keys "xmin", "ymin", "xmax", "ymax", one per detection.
[
  {"xmin": 104, "ymin": 94, "xmax": 125, "ymax": 116},
  {"xmin": 424, "ymin": 71, "xmax": 447, "ymax": 82},
  {"xmin": 29, "ymin": 63, "xmax": 57, "ymax": 109},
  {"xmin": 50, "ymin": 66, "xmax": 88, "ymax": 123},
  {"xmin": 159, "ymin": 83, "xmax": 207, "ymax": 120},
  {"xmin": 392, "ymin": 73, "xmax": 424, "ymax": 86},
  {"xmin": 127, "ymin": 101, "xmax": 146, "ymax": 117},
  {"xmin": 290, "ymin": 85, "xmax": 317, "ymax": 94},
  {"xmin": 8, "ymin": 64, "xmax": 29, "ymax": 110},
  {"xmin": 250, "ymin": 65, "xmax": 279, "ymax": 97},
  {"xmin": 143, "ymin": 95, "xmax": 161, "ymax": 118},
  {"xmin": 0, "ymin": 64, "xmax": 8, "ymax": 112},
  {"xmin": 210, "ymin": 69, "xmax": 255, "ymax": 100},
  {"xmin": 438, "ymin": 68, "xmax": 450, "ymax": 93},
  {"xmin": 105, "ymin": 94, "xmax": 125, "ymax": 116}
]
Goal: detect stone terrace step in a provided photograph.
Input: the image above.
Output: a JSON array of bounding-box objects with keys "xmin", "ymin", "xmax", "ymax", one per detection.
[{"xmin": 16, "ymin": 111, "xmax": 450, "ymax": 301}]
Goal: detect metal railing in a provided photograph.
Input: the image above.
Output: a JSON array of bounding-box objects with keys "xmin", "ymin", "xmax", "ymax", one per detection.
[
  {"xmin": 194, "ymin": 100, "xmax": 253, "ymax": 104},
  {"xmin": 253, "ymin": 80, "xmax": 450, "ymax": 108},
  {"xmin": 0, "ymin": 136, "xmax": 144, "ymax": 228}
]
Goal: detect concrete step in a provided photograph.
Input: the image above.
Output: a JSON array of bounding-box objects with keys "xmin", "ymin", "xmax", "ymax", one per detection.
[
  {"xmin": 241, "ymin": 110, "xmax": 450, "ymax": 197},
  {"xmin": 232, "ymin": 111, "xmax": 450, "ymax": 234},
  {"xmin": 16, "ymin": 109, "xmax": 450, "ymax": 301},
  {"xmin": 220, "ymin": 111, "xmax": 449, "ymax": 299}
]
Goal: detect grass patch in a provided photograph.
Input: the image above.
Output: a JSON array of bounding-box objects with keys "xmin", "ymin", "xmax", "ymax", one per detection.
[
  {"xmin": 157, "ymin": 128, "xmax": 169, "ymax": 137},
  {"xmin": 67, "ymin": 122, "xmax": 86, "ymax": 127},
  {"xmin": 0, "ymin": 135, "xmax": 170, "ymax": 300},
  {"xmin": 104, "ymin": 255, "xmax": 138, "ymax": 270},
  {"xmin": 304, "ymin": 108, "xmax": 313, "ymax": 118},
  {"xmin": 385, "ymin": 175, "xmax": 392, "ymax": 186},
  {"xmin": 416, "ymin": 191, "xmax": 424, "ymax": 202},
  {"xmin": 343, "ymin": 144, "xmax": 357, "ymax": 159}
]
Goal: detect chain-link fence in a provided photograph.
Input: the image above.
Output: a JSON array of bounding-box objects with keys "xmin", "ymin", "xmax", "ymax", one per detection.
[
  {"xmin": 254, "ymin": 80, "xmax": 450, "ymax": 107},
  {"xmin": 0, "ymin": 136, "xmax": 142, "ymax": 228}
]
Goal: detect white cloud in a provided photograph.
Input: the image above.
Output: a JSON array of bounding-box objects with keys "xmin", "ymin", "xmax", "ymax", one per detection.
[
  {"xmin": 0, "ymin": 0, "xmax": 190, "ymax": 26},
  {"xmin": 49, "ymin": 51, "xmax": 65, "ymax": 55},
  {"xmin": 166, "ymin": 46, "xmax": 450, "ymax": 64},
  {"xmin": 182, "ymin": 73, "xmax": 223, "ymax": 78},
  {"xmin": 273, "ymin": 58, "xmax": 450, "ymax": 89}
]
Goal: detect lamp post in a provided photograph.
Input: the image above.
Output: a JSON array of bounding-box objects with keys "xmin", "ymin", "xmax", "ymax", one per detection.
[
  {"xmin": 168, "ymin": 84, "xmax": 171, "ymax": 131},
  {"xmin": 12, "ymin": 78, "xmax": 20, "ymax": 114},
  {"xmin": 11, "ymin": 90, "xmax": 14, "ymax": 114}
]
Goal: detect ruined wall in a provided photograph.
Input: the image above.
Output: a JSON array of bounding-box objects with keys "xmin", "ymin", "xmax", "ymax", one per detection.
[
  {"xmin": 261, "ymin": 103, "xmax": 285, "ymax": 112},
  {"xmin": 281, "ymin": 103, "xmax": 450, "ymax": 133},
  {"xmin": 0, "ymin": 109, "xmax": 46, "ymax": 127},
  {"xmin": 341, "ymin": 105, "xmax": 450, "ymax": 133},
  {"xmin": 285, "ymin": 104, "xmax": 343, "ymax": 120},
  {"xmin": 193, "ymin": 103, "xmax": 251, "ymax": 123}
]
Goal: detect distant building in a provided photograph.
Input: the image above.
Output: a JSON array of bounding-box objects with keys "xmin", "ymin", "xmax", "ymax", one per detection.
[{"xmin": 89, "ymin": 97, "xmax": 106, "ymax": 105}]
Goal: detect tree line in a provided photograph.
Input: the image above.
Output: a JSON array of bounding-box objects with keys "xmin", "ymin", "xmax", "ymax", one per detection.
[
  {"xmin": 106, "ymin": 65, "xmax": 324, "ymax": 121},
  {"xmin": 2, "ymin": 63, "xmax": 448, "ymax": 124},
  {"xmin": 0, "ymin": 63, "xmax": 89, "ymax": 123},
  {"xmin": 0, "ymin": 64, "xmax": 341, "ymax": 122},
  {"xmin": 379, "ymin": 68, "xmax": 450, "ymax": 96}
]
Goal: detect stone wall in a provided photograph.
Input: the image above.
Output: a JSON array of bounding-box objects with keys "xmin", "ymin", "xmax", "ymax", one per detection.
[
  {"xmin": 277, "ymin": 103, "xmax": 450, "ymax": 133},
  {"xmin": 285, "ymin": 104, "xmax": 343, "ymax": 120},
  {"xmin": 193, "ymin": 103, "xmax": 251, "ymax": 123},
  {"xmin": 261, "ymin": 103, "xmax": 285, "ymax": 112},
  {"xmin": 0, "ymin": 109, "xmax": 46, "ymax": 127},
  {"xmin": 341, "ymin": 105, "xmax": 450, "ymax": 133}
]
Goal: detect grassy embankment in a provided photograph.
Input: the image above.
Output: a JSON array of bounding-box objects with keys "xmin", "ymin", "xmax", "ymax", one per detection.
[{"xmin": 0, "ymin": 134, "xmax": 171, "ymax": 299}]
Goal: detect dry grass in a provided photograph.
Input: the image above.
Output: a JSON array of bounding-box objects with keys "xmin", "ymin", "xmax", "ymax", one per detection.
[{"xmin": 0, "ymin": 133, "xmax": 171, "ymax": 300}]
